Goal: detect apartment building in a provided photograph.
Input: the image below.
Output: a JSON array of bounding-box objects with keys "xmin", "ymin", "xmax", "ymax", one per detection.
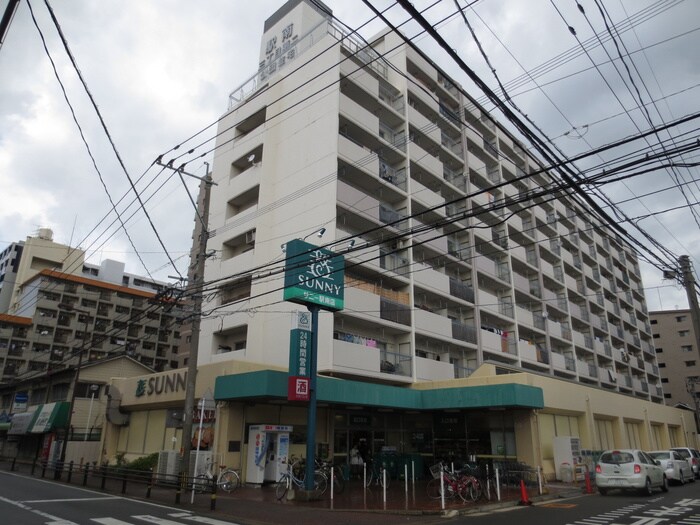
[
  {"xmin": 166, "ymin": 0, "xmax": 694, "ymax": 478},
  {"xmin": 0, "ymin": 229, "xmax": 84, "ymax": 314},
  {"xmin": 0, "ymin": 269, "xmax": 183, "ymax": 384},
  {"xmin": 201, "ymin": 0, "xmax": 659, "ymax": 398},
  {"xmin": 650, "ymin": 309, "xmax": 700, "ymax": 410}
]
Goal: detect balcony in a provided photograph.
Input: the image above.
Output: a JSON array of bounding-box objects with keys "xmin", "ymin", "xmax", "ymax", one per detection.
[
  {"xmin": 331, "ymin": 338, "xmax": 411, "ymax": 381},
  {"xmin": 481, "ymin": 328, "xmax": 516, "ymax": 356},
  {"xmin": 415, "ymin": 356, "xmax": 457, "ymax": 381},
  {"xmin": 414, "ymin": 309, "xmax": 452, "ymax": 337},
  {"xmin": 411, "ymin": 178, "xmax": 445, "ymax": 212},
  {"xmin": 413, "ymin": 263, "xmax": 449, "ymax": 294},
  {"xmin": 410, "ymin": 142, "xmax": 443, "ymax": 177}
]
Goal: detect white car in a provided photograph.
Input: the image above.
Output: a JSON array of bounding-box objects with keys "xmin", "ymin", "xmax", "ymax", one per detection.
[
  {"xmin": 595, "ymin": 449, "xmax": 669, "ymax": 495},
  {"xmin": 671, "ymin": 447, "xmax": 700, "ymax": 479},
  {"xmin": 649, "ymin": 450, "xmax": 694, "ymax": 485}
]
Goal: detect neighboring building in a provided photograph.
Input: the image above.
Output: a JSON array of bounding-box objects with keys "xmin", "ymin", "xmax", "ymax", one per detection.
[
  {"xmin": 0, "ymin": 229, "xmax": 85, "ymax": 314},
  {"xmin": 650, "ymin": 309, "xmax": 700, "ymax": 409},
  {"xmin": 0, "ymin": 355, "xmax": 153, "ymax": 464},
  {"xmin": 99, "ymin": 0, "xmax": 692, "ymax": 482},
  {"xmin": 0, "ymin": 268, "xmax": 183, "ymax": 385}
]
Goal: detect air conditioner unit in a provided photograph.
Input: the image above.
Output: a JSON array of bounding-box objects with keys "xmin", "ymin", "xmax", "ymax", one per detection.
[
  {"xmin": 245, "ymin": 230, "xmax": 256, "ymax": 244},
  {"xmin": 156, "ymin": 451, "xmax": 180, "ymax": 483}
]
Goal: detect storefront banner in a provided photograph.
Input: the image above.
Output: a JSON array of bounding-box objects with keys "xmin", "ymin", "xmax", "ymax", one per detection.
[
  {"xmin": 288, "ymin": 311, "xmax": 311, "ymax": 401},
  {"xmin": 8, "ymin": 409, "xmax": 37, "ymax": 435}
]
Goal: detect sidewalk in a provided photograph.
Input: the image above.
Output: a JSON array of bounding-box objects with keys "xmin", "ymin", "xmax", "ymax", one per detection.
[{"xmin": 0, "ymin": 459, "xmax": 586, "ymax": 524}]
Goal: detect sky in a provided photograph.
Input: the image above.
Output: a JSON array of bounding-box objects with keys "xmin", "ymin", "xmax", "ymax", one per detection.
[{"xmin": 0, "ymin": 0, "xmax": 699, "ymax": 312}]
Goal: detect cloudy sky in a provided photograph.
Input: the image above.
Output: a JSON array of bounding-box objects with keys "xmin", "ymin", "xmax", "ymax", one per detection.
[{"xmin": 1, "ymin": 0, "xmax": 698, "ymax": 312}]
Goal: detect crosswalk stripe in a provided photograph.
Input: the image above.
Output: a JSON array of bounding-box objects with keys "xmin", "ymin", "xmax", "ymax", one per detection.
[
  {"xmin": 91, "ymin": 519, "xmax": 135, "ymax": 525},
  {"xmin": 132, "ymin": 516, "xmax": 191, "ymax": 525},
  {"xmin": 179, "ymin": 515, "xmax": 242, "ymax": 524}
]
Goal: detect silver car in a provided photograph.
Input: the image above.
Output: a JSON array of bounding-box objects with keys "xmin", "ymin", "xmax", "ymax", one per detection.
[
  {"xmin": 649, "ymin": 450, "xmax": 694, "ymax": 485},
  {"xmin": 671, "ymin": 447, "xmax": 700, "ymax": 479},
  {"xmin": 595, "ymin": 449, "xmax": 669, "ymax": 495}
]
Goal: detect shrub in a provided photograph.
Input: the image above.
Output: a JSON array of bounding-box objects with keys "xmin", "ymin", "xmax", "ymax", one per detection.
[{"xmin": 126, "ymin": 452, "xmax": 159, "ymax": 472}]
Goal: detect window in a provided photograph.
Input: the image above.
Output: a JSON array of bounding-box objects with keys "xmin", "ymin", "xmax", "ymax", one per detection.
[
  {"xmin": 650, "ymin": 319, "xmax": 658, "ymax": 325},
  {"xmin": 685, "ymin": 361, "xmax": 696, "ymax": 367},
  {"xmin": 679, "ymin": 330, "xmax": 689, "ymax": 337},
  {"xmin": 653, "ymin": 334, "xmax": 660, "ymax": 339},
  {"xmin": 676, "ymin": 315, "xmax": 687, "ymax": 322},
  {"xmin": 659, "ymin": 363, "xmax": 666, "ymax": 368},
  {"xmin": 682, "ymin": 345, "xmax": 693, "ymax": 353},
  {"xmin": 661, "ymin": 378, "xmax": 669, "ymax": 383},
  {"xmin": 656, "ymin": 348, "xmax": 663, "ymax": 353},
  {"xmin": 664, "ymin": 393, "xmax": 672, "ymax": 399}
]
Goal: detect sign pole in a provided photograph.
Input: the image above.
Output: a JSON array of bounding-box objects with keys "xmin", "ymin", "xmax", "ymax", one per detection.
[
  {"xmin": 190, "ymin": 397, "xmax": 206, "ymax": 504},
  {"xmin": 304, "ymin": 305, "xmax": 319, "ymax": 491}
]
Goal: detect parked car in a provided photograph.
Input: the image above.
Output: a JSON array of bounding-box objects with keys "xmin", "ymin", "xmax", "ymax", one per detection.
[
  {"xmin": 671, "ymin": 447, "xmax": 700, "ymax": 479},
  {"xmin": 595, "ymin": 449, "xmax": 668, "ymax": 495},
  {"xmin": 649, "ymin": 450, "xmax": 694, "ymax": 484}
]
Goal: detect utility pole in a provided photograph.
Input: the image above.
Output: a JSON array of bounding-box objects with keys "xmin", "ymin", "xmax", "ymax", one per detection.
[
  {"xmin": 679, "ymin": 255, "xmax": 700, "ymax": 434},
  {"xmin": 0, "ymin": 0, "xmax": 20, "ymax": 53},
  {"xmin": 156, "ymin": 159, "xmax": 213, "ymax": 482}
]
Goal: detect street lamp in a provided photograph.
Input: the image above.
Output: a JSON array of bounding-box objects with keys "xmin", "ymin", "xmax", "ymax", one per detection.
[
  {"xmin": 84, "ymin": 384, "xmax": 99, "ymax": 441},
  {"xmin": 56, "ymin": 302, "xmax": 90, "ymax": 477}
]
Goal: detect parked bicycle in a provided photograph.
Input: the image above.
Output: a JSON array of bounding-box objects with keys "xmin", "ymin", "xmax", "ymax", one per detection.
[
  {"xmin": 426, "ymin": 462, "xmax": 469, "ymax": 501},
  {"xmin": 316, "ymin": 459, "xmax": 345, "ymax": 494},
  {"xmin": 276, "ymin": 459, "xmax": 327, "ymax": 501},
  {"xmin": 364, "ymin": 459, "xmax": 390, "ymax": 489},
  {"xmin": 192, "ymin": 461, "xmax": 240, "ymax": 493},
  {"xmin": 460, "ymin": 463, "xmax": 492, "ymax": 502}
]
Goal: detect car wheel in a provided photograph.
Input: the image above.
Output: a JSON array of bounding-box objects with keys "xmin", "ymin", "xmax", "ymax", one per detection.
[
  {"xmin": 679, "ymin": 471, "xmax": 685, "ymax": 485},
  {"xmin": 661, "ymin": 476, "xmax": 669, "ymax": 492},
  {"xmin": 598, "ymin": 487, "xmax": 608, "ymax": 496},
  {"xmin": 641, "ymin": 477, "xmax": 653, "ymax": 496}
]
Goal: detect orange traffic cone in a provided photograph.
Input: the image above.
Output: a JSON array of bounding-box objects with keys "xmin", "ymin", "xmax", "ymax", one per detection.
[{"xmin": 518, "ymin": 479, "xmax": 532, "ymax": 505}]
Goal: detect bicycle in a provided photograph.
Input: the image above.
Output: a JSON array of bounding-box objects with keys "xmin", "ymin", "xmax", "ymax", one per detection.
[
  {"xmin": 364, "ymin": 459, "xmax": 390, "ymax": 489},
  {"xmin": 426, "ymin": 462, "xmax": 469, "ymax": 502},
  {"xmin": 460, "ymin": 463, "xmax": 491, "ymax": 502},
  {"xmin": 275, "ymin": 459, "xmax": 327, "ymax": 500},
  {"xmin": 193, "ymin": 461, "xmax": 240, "ymax": 493},
  {"xmin": 316, "ymin": 459, "xmax": 345, "ymax": 494}
]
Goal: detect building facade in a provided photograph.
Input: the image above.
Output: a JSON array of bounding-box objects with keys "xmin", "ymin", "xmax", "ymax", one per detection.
[
  {"xmin": 120, "ymin": 0, "xmax": 688, "ymax": 481},
  {"xmin": 650, "ymin": 309, "xmax": 700, "ymax": 411},
  {"xmin": 0, "ymin": 269, "xmax": 183, "ymax": 385},
  {"xmin": 201, "ymin": 0, "xmax": 660, "ymax": 398}
]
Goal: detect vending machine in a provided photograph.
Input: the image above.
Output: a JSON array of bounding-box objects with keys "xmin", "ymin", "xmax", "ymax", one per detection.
[{"xmin": 246, "ymin": 424, "xmax": 292, "ymax": 484}]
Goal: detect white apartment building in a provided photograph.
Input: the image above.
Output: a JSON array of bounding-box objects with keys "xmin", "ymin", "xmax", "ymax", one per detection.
[
  {"xmin": 201, "ymin": 0, "xmax": 659, "ymax": 400},
  {"xmin": 184, "ymin": 0, "xmax": 693, "ymax": 473}
]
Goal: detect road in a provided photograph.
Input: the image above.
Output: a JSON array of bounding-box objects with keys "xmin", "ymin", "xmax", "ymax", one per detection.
[
  {"xmin": 0, "ymin": 470, "xmax": 243, "ymax": 525},
  {"xmin": 458, "ymin": 480, "xmax": 700, "ymax": 525}
]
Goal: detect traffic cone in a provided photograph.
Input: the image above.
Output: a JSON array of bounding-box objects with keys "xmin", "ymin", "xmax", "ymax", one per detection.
[{"xmin": 518, "ymin": 479, "xmax": 532, "ymax": 506}]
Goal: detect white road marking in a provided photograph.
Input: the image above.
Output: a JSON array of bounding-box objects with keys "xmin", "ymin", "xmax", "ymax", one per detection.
[
  {"xmin": 24, "ymin": 497, "xmax": 119, "ymax": 503},
  {"xmin": 0, "ymin": 470, "xmax": 182, "ymax": 511},
  {"xmin": 133, "ymin": 516, "xmax": 192, "ymax": 525},
  {"xmin": 180, "ymin": 515, "xmax": 242, "ymax": 524},
  {"xmin": 0, "ymin": 495, "xmax": 78, "ymax": 525},
  {"xmin": 91, "ymin": 519, "xmax": 136, "ymax": 525}
]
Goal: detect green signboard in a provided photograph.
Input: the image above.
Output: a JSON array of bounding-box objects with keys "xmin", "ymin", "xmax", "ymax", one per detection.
[{"xmin": 283, "ymin": 238, "xmax": 344, "ymax": 311}]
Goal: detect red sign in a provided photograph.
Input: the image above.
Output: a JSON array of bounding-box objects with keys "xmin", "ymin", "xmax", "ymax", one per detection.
[{"xmin": 288, "ymin": 376, "xmax": 310, "ymax": 401}]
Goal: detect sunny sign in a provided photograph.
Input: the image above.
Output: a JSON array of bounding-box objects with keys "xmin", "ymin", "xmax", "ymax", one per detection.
[{"xmin": 283, "ymin": 239, "xmax": 344, "ymax": 311}]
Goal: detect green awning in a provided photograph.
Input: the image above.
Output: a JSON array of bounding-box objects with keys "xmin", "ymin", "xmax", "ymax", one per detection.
[
  {"xmin": 29, "ymin": 402, "xmax": 70, "ymax": 433},
  {"xmin": 215, "ymin": 371, "xmax": 544, "ymax": 410}
]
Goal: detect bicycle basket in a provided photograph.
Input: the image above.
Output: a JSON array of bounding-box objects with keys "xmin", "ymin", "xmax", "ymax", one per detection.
[{"xmin": 429, "ymin": 463, "xmax": 442, "ymax": 479}]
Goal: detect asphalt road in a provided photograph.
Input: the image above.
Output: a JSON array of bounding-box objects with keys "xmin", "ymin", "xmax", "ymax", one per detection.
[
  {"xmin": 0, "ymin": 470, "xmax": 244, "ymax": 525},
  {"xmin": 457, "ymin": 478, "xmax": 700, "ymax": 525}
]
